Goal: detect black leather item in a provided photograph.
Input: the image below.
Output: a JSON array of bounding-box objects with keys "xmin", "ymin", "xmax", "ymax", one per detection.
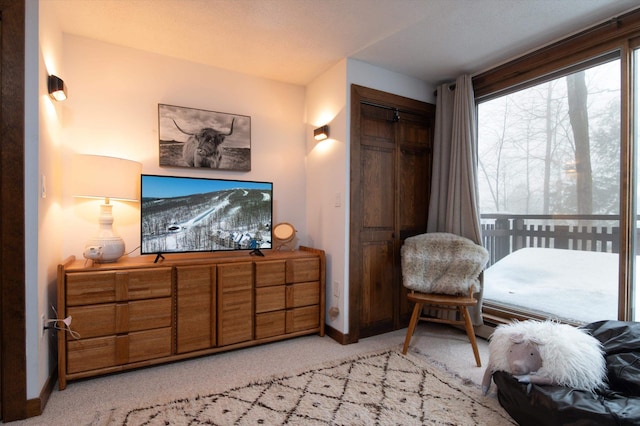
[{"xmin": 493, "ymin": 320, "xmax": 640, "ymax": 426}]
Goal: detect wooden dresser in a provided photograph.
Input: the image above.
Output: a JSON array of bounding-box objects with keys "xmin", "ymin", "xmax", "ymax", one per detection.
[{"xmin": 56, "ymin": 246, "xmax": 324, "ymax": 390}]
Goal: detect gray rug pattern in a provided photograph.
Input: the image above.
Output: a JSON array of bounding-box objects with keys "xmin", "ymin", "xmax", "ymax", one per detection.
[{"xmin": 116, "ymin": 349, "xmax": 514, "ymax": 425}]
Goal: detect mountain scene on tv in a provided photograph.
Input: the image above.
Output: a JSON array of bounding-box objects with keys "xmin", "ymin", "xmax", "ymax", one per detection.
[{"xmin": 141, "ymin": 181, "xmax": 272, "ymax": 254}]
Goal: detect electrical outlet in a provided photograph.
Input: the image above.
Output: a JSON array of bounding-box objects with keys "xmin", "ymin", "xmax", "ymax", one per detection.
[
  {"xmin": 40, "ymin": 314, "xmax": 46, "ymax": 338},
  {"xmin": 333, "ymin": 281, "xmax": 340, "ymax": 299}
]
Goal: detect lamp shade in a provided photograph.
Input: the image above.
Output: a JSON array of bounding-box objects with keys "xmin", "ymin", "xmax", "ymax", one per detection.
[
  {"xmin": 71, "ymin": 154, "xmax": 142, "ymax": 263},
  {"xmin": 72, "ymin": 154, "xmax": 142, "ymax": 201}
]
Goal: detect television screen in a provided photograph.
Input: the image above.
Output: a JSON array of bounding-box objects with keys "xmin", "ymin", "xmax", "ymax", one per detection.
[{"xmin": 141, "ymin": 174, "xmax": 272, "ymax": 255}]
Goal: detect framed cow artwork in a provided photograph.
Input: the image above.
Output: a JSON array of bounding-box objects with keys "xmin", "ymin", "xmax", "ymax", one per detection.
[{"xmin": 158, "ymin": 103, "xmax": 251, "ymax": 171}]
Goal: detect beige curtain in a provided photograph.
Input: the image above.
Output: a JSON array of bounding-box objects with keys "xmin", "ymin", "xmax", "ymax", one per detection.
[{"xmin": 427, "ymin": 74, "xmax": 484, "ymax": 325}]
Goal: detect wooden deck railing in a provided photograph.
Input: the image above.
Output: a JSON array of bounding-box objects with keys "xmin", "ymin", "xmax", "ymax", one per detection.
[{"xmin": 481, "ymin": 214, "xmax": 621, "ymax": 267}]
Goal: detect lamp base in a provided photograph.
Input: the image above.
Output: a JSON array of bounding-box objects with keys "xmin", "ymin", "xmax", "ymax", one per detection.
[
  {"xmin": 83, "ymin": 236, "xmax": 125, "ymax": 263},
  {"xmin": 82, "ymin": 202, "xmax": 126, "ymax": 263}
]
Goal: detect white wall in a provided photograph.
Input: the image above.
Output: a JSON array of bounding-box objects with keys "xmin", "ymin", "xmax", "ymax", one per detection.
[
  {"xmin": 305, "ymin": 58, "xmax": 435, "ymax": 334},
  {"xmin": 60, "ymin": 35, "xmax": 308, "ymax": 260},
  {"xmin": 305, "ymin": 59, "xmax": 349, "ymax": 332},
  {"xmin": 24, "ymin": 0, "xmax": 67, "ymax": 400},
  {"xmin": 347, "ymin": 59, "xmax": 435, "ymax": 104}
]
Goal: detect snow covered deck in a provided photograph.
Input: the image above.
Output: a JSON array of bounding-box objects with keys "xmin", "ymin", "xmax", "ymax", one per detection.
[{"xmin": 483, "ymin": 247, "xmax": 625, "ymax": 323}]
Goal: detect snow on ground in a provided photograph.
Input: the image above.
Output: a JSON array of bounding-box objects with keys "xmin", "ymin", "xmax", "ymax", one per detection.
[{"xmin": 483, "ymin": 247, "xmax": 624, "ymax": 323}]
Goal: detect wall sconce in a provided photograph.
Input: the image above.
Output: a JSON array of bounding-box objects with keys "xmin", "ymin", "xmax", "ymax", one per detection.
[
  {"xmin": 72, "ymin": 154, "xmax": 142, "ymax": 262},
  {"xmin": 314, "ymin": 125, "xmax": 329, "ymax": 141},
  {"xmin": 48, "ymin": 75, "xmax": 67, "ymax": 101}
]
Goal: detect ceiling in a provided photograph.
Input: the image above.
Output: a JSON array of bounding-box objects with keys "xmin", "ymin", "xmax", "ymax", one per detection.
[{"xmin": 48, "ymin": 0, "xmax": 640, "ymax": 86}]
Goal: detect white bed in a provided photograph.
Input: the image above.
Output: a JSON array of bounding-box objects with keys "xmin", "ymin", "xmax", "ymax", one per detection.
[{"xmin": 483, "ymin": 247, "xmax": 621, "ymax": 323}]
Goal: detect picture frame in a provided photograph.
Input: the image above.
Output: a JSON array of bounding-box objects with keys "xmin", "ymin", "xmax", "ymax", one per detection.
[{"xmin": 158, "ymin": 103, "xmax": 251, "ymax": 171}]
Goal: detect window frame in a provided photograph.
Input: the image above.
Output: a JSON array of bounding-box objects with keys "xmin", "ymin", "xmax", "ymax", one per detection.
[{"xmin": 473, "ymin": 8, "xmax": 640, "ymax": 323}]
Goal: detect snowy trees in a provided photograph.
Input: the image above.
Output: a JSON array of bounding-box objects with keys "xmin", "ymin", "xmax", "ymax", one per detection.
[{"xmin": 478, "ymin": 60, "xmax": 620, "ymax": 216}]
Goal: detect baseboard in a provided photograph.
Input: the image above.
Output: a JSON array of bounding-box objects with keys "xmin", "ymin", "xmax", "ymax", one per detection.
[
  {"xmin": 324, "ymin": 324, "xmax": 350, "ymax": 344},
  {"xmin": 474, "ymin": 323, "xmax": 497, "ymax": 340},
  {"xmin": 25, "ymin": 368, "xmax": 56, "ymax": 419}
]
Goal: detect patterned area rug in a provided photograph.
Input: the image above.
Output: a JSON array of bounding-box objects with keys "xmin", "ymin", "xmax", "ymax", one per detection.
[{"xmin": 110, "ymin": 349, "xmax": 515, "ymax": 425}]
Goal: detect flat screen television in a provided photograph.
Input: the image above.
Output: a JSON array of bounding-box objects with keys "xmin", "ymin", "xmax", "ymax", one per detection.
[{"xmin": 141, "ymin": 174, "xmax": 272, "ymax": 256}]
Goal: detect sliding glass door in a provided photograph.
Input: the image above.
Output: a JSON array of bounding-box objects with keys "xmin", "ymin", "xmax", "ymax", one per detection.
[{"xmin": 477, "ymin": 58, "xmax": 622, "ymax": 324}]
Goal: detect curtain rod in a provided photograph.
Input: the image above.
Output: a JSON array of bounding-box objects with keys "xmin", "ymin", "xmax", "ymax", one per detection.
[
  {"xmin": 360, "ymin": 100, "xmax": 426, "ymax": 117},
  {"xmin": 434, "ymin": 83, "xmax": 456, "ymax": 97}
]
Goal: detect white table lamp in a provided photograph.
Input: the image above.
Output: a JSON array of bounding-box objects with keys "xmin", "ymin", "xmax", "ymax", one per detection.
[{"xmin": 72, "ymin": 154, "xmax": 142, "ymax": 262}]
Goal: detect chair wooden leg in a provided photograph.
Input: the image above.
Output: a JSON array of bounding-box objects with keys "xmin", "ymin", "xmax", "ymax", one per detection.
[
  {"xmin": 402, "ymin": 302, "xmax": 423, "ymax": 354},
  {"xmin": 460, "ymin": 306, "xmax": 482, "ymax": 367}
]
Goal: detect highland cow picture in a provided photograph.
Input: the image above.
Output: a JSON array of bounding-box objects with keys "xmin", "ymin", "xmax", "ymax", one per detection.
[{"xmin": 158, "ymin": 104, "xmax": 251, "ymax": 171}]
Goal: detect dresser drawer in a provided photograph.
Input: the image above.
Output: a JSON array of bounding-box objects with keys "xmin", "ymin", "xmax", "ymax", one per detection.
[
  {"xmin": 128, "ymin": 327, "xmax": 172, "ymax": 363},
  {"xmin": 218, "ymin": 262, "xmax": 253, "ymax": 292},
  {"xmin": 67, "ymin": 335, "xmax": 117, "ymax": 373},
  {"xmin": 66, "ymin": 327, "xmax": 172, "ymax": 374},
  {"xmin": 255, "ymin": 260, "xmax": 286, "ymax": 287},
  {"xmin": 66, "ymin": 304, "xmax": 118, "ymax": 339},
  {"xmin": 286, "ymin": 258, "xmax": 320, "ymax": 283},
  {"xmin": 127, "ymin": 268, "xmax": 173, "ymax": 300},
  {"xmin": 66, "ymin": 267, "xmax": 172, "ymax": 306},
  {"xmin": 128, "ymin": 298, "xmax": 172, "ymax": 331},
  {"xmin": 286, "ymin": 306, "xmax": 319, "ymax": 333},
  {"xmin": 255, "ymin": 311, "xmax": 285, "ymax": 339},
  {"xmin": 66, "ymin": 272, "xmax": 118, "ymax": 306},
  {"xmin": 256, "ymin": 286, "xmax": 285, "ymax": 313},
  {"xmin": 286, "ymin": 281, "xmax": 319, "ymax": 308},
  {"xmin": 67, "ymin": 298, "xmax": 172, "ymax": 339}
]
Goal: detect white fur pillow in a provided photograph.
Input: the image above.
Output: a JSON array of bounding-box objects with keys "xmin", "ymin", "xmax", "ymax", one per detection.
[
  {"xmin": 488, "ymin": 320, "xmax": 607, "ymax": 393},
  {"xmin": 401, "ymin": 232, "xmax": 489, "ymax": 295}
]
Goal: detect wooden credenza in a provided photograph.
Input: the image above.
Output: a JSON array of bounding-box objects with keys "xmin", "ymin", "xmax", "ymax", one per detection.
[{"xmin": 56, "ymin": 247, "xmax": 325, "ymax": 390}]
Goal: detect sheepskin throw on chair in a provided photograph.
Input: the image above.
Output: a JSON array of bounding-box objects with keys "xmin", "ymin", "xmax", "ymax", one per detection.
[{"xmin": 401, "ymin": 232, "xmax": 489, "ymax": 295}]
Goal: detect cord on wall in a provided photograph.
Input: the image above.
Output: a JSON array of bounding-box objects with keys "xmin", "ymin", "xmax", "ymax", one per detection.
[
  {"xmin": 46, "ymin": 305, "xmax": 81, "ymax": 339},
  {"xmin": 44, "ymin": 316, "xmax": 80, "ymax": 339}
]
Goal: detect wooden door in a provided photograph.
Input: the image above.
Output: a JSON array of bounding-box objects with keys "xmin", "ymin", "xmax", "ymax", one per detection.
[
  {"xmin": 396, "ymin": 110, "xmax": 433, "ymax": 320},
  {"xmin": 357, "ymin": 103, "xmax": 396, "ymax": 337},
  {"xmin": 349, "ymin": 85, "xmax": 434, "ymax": 341},
  {"xmin": 0, "ymin": 0, "xmax": 27, "ymax": 421}
]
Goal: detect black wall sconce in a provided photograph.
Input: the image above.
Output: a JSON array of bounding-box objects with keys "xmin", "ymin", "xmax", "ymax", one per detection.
[
  {"xmin": 48, "ymin": 75, "xmax": 67, "ymax": 101},
  {"xmin": 314, "ymin": 125, "xmax": 329, "ymax": 141}
]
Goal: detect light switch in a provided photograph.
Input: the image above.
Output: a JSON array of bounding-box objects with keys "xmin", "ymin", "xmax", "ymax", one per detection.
[
  {"xmin": 41, "ymin": 174, "xmax": 46, "ymax": 198},
  {"xmin": 334, "ymin": 192, "xmax": 341, "ymax": 207}
]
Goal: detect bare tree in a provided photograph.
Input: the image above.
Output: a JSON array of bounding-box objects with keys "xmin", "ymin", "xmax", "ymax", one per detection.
[
  {"xmin": 566, "ymin": 71, "xmax": 593, "ymax": 214},
  {"xmin": 543, "ymin": 83, "xmax": 554, "ymax": 214},
  {"xmin": 479, "ymin": 96, "xmax": 510, "ymax": 211}
]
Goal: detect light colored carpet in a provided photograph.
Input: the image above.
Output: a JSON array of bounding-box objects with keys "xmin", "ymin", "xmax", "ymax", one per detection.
[
  {"xmin": 9, "ymin": 325, "xmax": 510, "ymax": 425},
  {"xmin": 104, "ymin": 349, "xmax": 514, "ymax": 425}
]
